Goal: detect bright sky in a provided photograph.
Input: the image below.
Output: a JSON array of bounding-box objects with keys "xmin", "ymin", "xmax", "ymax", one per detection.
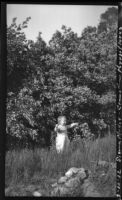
[{"xmin": 7, "ymin": 4, "xmax": 117, "ymax": 44}]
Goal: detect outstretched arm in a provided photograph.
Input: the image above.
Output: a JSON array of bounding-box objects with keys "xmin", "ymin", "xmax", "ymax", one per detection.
[{"xmin": 67, "ymin": 123, "xmax": 78, "ymax": 129}]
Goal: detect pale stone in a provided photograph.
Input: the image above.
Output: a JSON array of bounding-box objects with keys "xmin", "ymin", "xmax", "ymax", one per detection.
[
  {"xmin": 51, "ymin": 167, "xmax": 100, "ymax": 197},
  {"xmin": 33, "ymin": 191, "xmax": 42, "ymax": 196},
  {"xmin": 58, "ymin": 176, "xmax": 68, "ymax": 184},
  {"xmin": 64, "ymin": 177, "xmax": 81, "ymax": 188},
  {"xmin": 51, "ymin": 182, "xmax": 58, "ymax": 188},
  {"xmin": 65, "ymin": 167, "xmax": 84, "ymax": 177}
]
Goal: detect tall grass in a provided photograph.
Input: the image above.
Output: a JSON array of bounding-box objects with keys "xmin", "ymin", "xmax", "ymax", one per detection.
[{"xmin": 5, "ymin": 134, "xmax": 116, "ymax": 187}]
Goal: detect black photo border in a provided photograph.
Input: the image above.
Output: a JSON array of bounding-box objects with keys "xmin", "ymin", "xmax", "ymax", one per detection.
[{"xmin": 0, "ymin": 1, "xmax": 121, "ymax": 199}]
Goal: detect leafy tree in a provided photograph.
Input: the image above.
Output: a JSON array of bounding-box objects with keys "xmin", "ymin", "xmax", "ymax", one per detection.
[
  {"xmin": 6, "ymin": 7, "xmax": 117, "ymax": 150},
  {"xmin": 7, "ymin": 28, "xmax": 58, "ymax": 149},
  {"xmin": 7, "ymin": 17, "xmax": 31, "ymax": 93},
  {"xmin": 98, "ymin": 7, "xmax": 118, "ymax": 33}
]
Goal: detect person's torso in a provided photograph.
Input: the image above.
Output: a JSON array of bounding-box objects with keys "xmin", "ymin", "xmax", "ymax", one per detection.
[{"xmin": 56, "ymin": 124, "xmax": 67, "ymax": 134}]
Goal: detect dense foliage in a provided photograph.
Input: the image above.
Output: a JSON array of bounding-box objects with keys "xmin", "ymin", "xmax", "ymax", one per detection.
[{"xmin": 6, "ymin": 7, "xmax": 117, "ymax": 149}]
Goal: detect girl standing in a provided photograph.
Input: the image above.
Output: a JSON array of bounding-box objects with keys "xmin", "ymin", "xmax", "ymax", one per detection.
[{"xmin": 54, "ymin": 116, "xmax": 78, "ymax": 153}]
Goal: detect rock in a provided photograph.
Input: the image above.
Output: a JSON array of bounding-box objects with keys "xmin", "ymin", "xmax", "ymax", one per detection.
[
  {"xmin": 51, "ymin": 167, "xmax": 94, "ymax": 197},
  {"xmin": 58, "ymin": 176, "xmax": 68, "ymax": 184},
  {"xmin": 65, "ymin": 167, "xmax": 83, "ymax": 178},
  {"xmin": 65, "ymin": 176, "xmax": 81, "ymax": 188},
  {"xmin": 78, "ymin": 169, "xmax": 88, "ymax": 180},
  {"xmin": 51, "ymin": 182, "xmax": 58, "ymax": 187},
  {"xmin": 33, "ymin": 191, "xmax": 42, "ymax": 197}
]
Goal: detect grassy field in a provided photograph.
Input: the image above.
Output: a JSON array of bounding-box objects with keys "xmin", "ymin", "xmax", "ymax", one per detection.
[{"xmin": 5, "ymin": 134, "xmax": 116, "ymax": 196}]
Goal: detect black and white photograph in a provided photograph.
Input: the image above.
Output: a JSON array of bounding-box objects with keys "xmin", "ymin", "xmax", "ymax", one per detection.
[{"xmin": 4, "ymin": 3, "xmax": 119, "ymax": 197}]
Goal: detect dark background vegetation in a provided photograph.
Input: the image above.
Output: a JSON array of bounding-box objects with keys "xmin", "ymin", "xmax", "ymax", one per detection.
[{"xmin": 6, "ymin": 7, "xmax": 117, "ymax": 150}]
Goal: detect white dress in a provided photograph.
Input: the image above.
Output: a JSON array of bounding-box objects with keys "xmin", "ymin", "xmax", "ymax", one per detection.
[{"xmin": 55, "ymin": 125, "xmax": 70, "ymax": 153}]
